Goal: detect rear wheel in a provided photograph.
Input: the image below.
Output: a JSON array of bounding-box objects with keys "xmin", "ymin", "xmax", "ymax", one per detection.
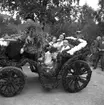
[
  {"xmin": 62, "ymin": 60, "xmax": 92, "ymax": 93},
  {"xmin": 0, "ymin": 66, "xmax": 25, "ymax": 97}
]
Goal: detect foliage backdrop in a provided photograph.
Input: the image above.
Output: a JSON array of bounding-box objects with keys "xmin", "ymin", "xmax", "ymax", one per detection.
[{"xmin": 0, "ymin": 0, "xmax": 104, "ymax": 45}]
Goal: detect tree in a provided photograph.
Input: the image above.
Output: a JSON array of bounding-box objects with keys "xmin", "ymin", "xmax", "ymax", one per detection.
[
  {"xmin": 92, "ymin": 0, "xmax": 104, "ymax": 35},
  {"xmin": 0, "ymin": 0, "xmax": 80, "ymax": 25},
  {"xmin": 50, "ymin": 4, "xmax": 97, "ymax": 39},
  {"xmin": 0, "ymin": 14, "xmax": 19, "ymax": 36}
]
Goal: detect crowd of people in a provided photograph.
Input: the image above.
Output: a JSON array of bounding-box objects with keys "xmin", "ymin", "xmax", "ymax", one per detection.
[{"xmin": 42, "ymin": 32, "xmax": 87, "ymax": 67}]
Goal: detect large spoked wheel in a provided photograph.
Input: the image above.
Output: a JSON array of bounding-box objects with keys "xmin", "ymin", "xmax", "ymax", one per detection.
[
  {"xmin": 62, "ymin": 60, "xmax": 92, "ymax": 93},
  {"xmin": 0, "ymin": 66, "xmax": 25, "ymax": 97}
]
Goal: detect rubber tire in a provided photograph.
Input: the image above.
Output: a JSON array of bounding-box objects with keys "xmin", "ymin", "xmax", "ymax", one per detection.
[
  {"xmin": 0, "ymin": 66, "xmax": 25, "ymax": 97},
  {"xmin": 62, "ymin": 60, "xmax": 92, "ymax": 93}
]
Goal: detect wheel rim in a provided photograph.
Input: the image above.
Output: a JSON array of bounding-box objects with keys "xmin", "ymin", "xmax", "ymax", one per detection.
[
  {"xmin": 64, "ymin": 61, "xmax": 92, "ymax": 92},
  {"xmin": 0, "ymin": 68, "xmax": 25, "ymax": 97}
]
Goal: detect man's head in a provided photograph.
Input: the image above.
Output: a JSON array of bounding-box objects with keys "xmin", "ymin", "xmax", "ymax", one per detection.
[
  {"xmin": 96, "ymin": 36, "xmax": 101, "ymax": 41},
  {"xmin": 63, "ymin": 40, "xmax": 69, "ymax": 47}
]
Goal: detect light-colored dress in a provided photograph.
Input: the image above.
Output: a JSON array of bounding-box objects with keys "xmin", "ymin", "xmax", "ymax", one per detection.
[
  {"xmin": 52, "ymin": 41, "xmax": 64, "ymax": 52},
  {"xmin": 44, "ymin": 51, "xmax": 53, "ymax": 66}
]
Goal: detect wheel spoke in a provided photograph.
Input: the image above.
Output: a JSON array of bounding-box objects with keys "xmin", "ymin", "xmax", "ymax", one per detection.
[
  {"xmin": 15, "ymin": 78, "xmax": 23, "ymax": 84},
  {"xmin": 65, "ymin": 75, "xmax": 74, "ymax": 83},
  {"xmin": 81, "ymin": 71, "xmax": 88, "ymax": 75},
  {"xmin": 78, "ymin": 77, "xmax": 87, "ymax": 84},
  {"xmin": 68, "ymin": 80, "xmax": 75, "ymax": 90},
  {"xmin": 72, "ymin": 61, "xmax": 90, "ymax": 75},
  {"xmin": 2, "ymin": 85, "xmax": 8, "ymax": 94},
  {"xmin": 67, "ymin": 78, "xmax": 74, "ymax": 87},
  {"xmin": 7, "ymin": 85, "xmax": 11, "ymax": 94},
  {"xmin": 0, "ymin": 78, "xmax": 8, "ymax": 88},
  {"xmin": 7, "ymin": 69, "xmax": 19, "ymax": 78},
  {"xmin": 0, "ymin": 85, "xmax": 6, "ymax": 91},
  {"xmin": 71, "ymin": 62, "xmax": 83, "ymax": 74},
  {"xmin": 79, "ymin": 67, "xmax": 88, "ymax": 75},
  {"xmin": 10, "ymin": 84, "xmax": 16, "ymax": 93},
  {"xmin": 74, "ymin": 80, "xmax": 81, "ymax": 90},
  {"xmin": 71, "ymin": 64, "xmax": 77, "ymax": 73},
  {"xmin": 69, "ymin": 69, "xmax": 74, "ymax": 74}
]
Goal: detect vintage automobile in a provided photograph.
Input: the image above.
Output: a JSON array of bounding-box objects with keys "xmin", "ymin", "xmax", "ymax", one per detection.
[{"xmin": 0, "ymin": 28, "xmax": 92, "ymax": 97}]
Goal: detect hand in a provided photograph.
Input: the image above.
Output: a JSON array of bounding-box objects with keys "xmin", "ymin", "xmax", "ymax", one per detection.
[
  {"xmin": 20, "ymin": 48, "xmax": 24, "ymax": 54},
  {"xmin": 67, "ymin": 50, "xmax": 74, "ymax": 55}
]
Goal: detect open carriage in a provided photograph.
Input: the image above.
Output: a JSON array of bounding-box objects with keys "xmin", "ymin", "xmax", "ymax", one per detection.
[
  {"xmin": 39, "ymin": 37, "xmax": 92, "ymax": 92},
  {"xmin": 0, "ymin": 25, "xmax": 92, "ymax": 97}
]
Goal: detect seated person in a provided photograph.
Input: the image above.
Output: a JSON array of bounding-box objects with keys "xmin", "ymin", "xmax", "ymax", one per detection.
[
  {"xmin": 53, "ymin": 33, "xmax": 65, "ymax": 51},
  {"xmin": 43, "ymin": 34, "xmax": 67, "ymax": 63},
  {"xmin": 57, "ymin": 33, "xmax": 65, "ymax": 41},
  {"xmin": 44, "ymin": 51, "xmax": 53, "ymax": 66},
  {"xmin": 49, "ymin": 36, "xmax": 57, "ymax": 46},
  {"xmin": 60, "ymin": 40, "xmax": 71, "ymax": 52},
  {"xmin": 41, "ymin": 36, "xmax": 58, "ymax": 62}
]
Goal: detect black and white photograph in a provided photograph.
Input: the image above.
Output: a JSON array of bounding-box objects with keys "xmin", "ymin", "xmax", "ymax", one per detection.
[{"xmin": 0, "ymin": 0, "xmax": 103, "ymax": 105}]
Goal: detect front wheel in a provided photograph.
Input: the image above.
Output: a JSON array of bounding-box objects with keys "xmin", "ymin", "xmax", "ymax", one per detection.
[
  {"xmin": 0, "ymin": 66, "xmax": 25, "ymax": 97},
  {"xmin": 62, "ymin": 60, "xmax": 92, "ymax": 93}
]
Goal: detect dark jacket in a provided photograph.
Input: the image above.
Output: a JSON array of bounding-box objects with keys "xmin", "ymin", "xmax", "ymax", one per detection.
[{"xmin": 90, "ymin": 40, "xmax": 99, "ymax": 53}]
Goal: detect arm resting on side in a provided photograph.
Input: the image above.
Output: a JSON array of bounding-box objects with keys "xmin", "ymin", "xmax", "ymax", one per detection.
[
  {"xmin": 65, "ymin": 36, "xmax": 77, "ymax": 41},
  {"xmin": 67, "ymin": 38, "xmax": 87, "ymax": 55}
]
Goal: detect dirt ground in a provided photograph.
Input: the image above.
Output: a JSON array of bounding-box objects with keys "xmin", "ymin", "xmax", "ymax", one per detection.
[{"xmin": 0, "ymin": 66, "xmax": 104, "ymax": 105}]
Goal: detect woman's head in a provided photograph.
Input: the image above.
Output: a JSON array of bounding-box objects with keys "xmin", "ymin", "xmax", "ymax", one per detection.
[
  {"xmin": 59, "ymin": 33, "xmax": 65, "ymax": 41},
  {"xmin": 63, "ymin": 40, "xmax": 69, "ymax": 47},
  {"xmin": 52, "ymin": 36, "xmax": 57, "ymax": 43}
]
